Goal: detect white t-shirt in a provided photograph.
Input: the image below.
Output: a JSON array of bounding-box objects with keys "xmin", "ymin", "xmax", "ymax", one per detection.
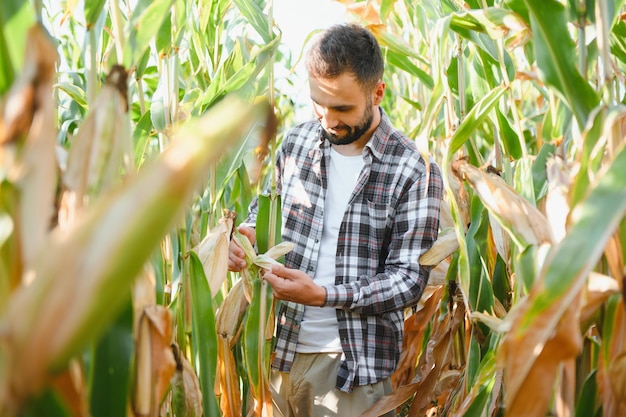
[{"xmin": 296, "ymin": 147, "xmax": 364, "ymax": 353}]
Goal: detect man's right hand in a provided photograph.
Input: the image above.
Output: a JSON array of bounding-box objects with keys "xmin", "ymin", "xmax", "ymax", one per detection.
[{"xmin": 228, "ymin": 226, "xmax": 256, "ymax": 272}]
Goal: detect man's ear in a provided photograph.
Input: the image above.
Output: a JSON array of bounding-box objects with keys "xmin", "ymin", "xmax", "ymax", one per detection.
[{"xmin": 372, "ymin": 81, "xmax": 385, "ymax": 105}]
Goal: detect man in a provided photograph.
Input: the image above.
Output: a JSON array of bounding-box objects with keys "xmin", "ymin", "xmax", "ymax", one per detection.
[{"xmin": 229, "ymin": 23, "xmax": 442, "ymax": 417}]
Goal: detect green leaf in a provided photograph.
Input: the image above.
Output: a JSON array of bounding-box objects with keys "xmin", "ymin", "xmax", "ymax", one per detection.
[
  {"xmin": 89, "ymin": 299, "xmax": 134, "ymax": 417},
  {"xmin": 232, "ymin": 0, "xmax": 271, "ymax": 43},
  {"xmin": 188, "ymin": 252, "xmax": 220, "ymax": 417},
  {"xmin": 84, "ymin": 0, "xmax": 107, "ymax": 29},
  {"xmin": 526, "ymin": 0, "xmax": 600, "ymax": 127},
  {"xmin": 575, "ymin": 370, "xmax": 598, "ymax": 417},
  {"xmin": 0, "ymin": 0, "xmax": 35, "ymax": 93},
  {"xmin": 243, "ymin": 278, "xmax": 274, "ymax": 406},
  {"xmin": 447, "ymin": 85, "xmax": 507, "ymax": 158},
  {"xmin": 385, "ymin": 50, "xmax": 434, "ymax": 89},
  {"xmin": 496, "ymin": 107, "xmax": 523, "ymax": 160},
  {"xmin": 255, "ymin": 194, "xmax": 282, "ymax": 254},
  {"xmin": 20, "ymin": 388, "xmax": 71, "ymax": 417},
  {"xmin": 125, "ymin": 0, "xmax": 176, "ymax": 67},
  {"xmin": 55, "ymin": 82, "xmax": 88, "ymax": 110}
]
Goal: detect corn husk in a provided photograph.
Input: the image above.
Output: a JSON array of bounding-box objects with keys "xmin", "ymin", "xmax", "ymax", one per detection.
[
  {"xmin": 419, "ymin": 227, "xmax": 458, "ymax": 266},
  {"xmin": 133, "ymin": 306, "xmax": 177, "ymax": 417},
  {"xmin": 170, "ymin": 343, "xmax": 203, "ymax": 417},
  {"xmin": 191, "ymin": 211, "xmax": 236, "ymax": 296}
]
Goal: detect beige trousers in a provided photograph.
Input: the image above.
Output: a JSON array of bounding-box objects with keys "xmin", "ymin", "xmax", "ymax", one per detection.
[{"xmin": 270, "ymin": 352, "xmax": 394, "ymax": 417}]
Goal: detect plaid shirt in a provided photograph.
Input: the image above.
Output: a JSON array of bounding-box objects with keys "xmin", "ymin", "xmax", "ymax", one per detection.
[{"xmin": 245, "ymin": 109, "xmax": 442, "ymax": 392}]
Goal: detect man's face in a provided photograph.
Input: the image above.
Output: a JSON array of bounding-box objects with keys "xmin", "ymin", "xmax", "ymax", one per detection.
[{"xmin": 309, "ymin": 73, "xmax": 382, "ymax": 147}]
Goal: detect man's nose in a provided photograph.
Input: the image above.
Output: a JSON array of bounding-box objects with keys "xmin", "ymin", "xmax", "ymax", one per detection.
[{"xmin": 317, "ymin": 107, "xmax": 339, "ymax": 129}]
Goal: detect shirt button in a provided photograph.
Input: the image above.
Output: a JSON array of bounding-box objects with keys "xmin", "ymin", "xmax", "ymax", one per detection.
[{"xmin": 315, "ymin": 238, "xmax": 319, "ymax": 243}]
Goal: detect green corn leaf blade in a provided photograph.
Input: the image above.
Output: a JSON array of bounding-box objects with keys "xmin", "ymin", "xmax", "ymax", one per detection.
[
  {"xmin": 124, "ymin": 0, "xmax": 176, "ymax": 68},
  {"xmin": 531, "ymin": 142, "xmax": 557, "ymax": 201},
  {"xmin": 574, "ymin": 370, "xmax": 598, "ymax": 417},
  {"xmin": 255, "ymin": 194, "xmax": 283, "ymax": 254},
  {"xmin": 446, "ymin": 84, "xmax": 507, "ymax": 159},
  {"xmin": 243, "ymin": 278, "xmax": 274, "ymax": 408},
  {"xmin": 19, "ymin": 388, "xmax": 71, "ymax": 417},
  {"xmin": 133, "ymin": 110, "xmax": 157, "ymax": 168},
  {"xmin": 385, "ymin": 50, "xmax": 434, "ymax": 89},
  {"xmin": 466, "ymin": 202, "xmax": 496, "ymax": 314},
  {"xmin": 188, "ymin": 252, "xmax": 220, "ymax": 417},
  {"xmin": 84, "ymin": 0, "xmax": 107, "ymax": 29},
  {"xmin": 54, "ymin": 82, "xmax": 88, "ymax": 110},
  {"xmin": 601, "ymin": 294, "xmax": 621, "ymax": 371},
  {"xmin": 89, "ymin": 299, "xmax": 134, "ymax": 417},
  {"xmin": 571, "ymin": 106, "xmax": 626, "ymax": 208},
  {"xmin": 150, "ymin": 75, "xmax": 167, "ymax": 133},
  {"xmin": 232, "ymin": 0, "xmax": 272, "ymax": 43},
  {"xmin": 526, "ymin": 0, "xmax": 599, "ymax": 128},
  {"xmin": 495, "ymin": 107, "xmax": 523, "ymax": 160},
  {"xmin": 155, "ymin": 9, "xmax": 172, "ymax": 56},
  {"xmin": 0, "ymin": 0, "xmax": 35, "ymax": 93}
]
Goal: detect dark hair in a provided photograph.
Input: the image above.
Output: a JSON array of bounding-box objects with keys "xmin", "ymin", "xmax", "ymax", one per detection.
[{"xmin": 305, "ymin": 23, "xmax": 384, "ymax": 92}]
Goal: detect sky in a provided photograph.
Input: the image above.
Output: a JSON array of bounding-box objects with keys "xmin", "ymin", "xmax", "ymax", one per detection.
[{"xmin": 272, "ymin": 0, "xmax": 349, "ymax": 117}]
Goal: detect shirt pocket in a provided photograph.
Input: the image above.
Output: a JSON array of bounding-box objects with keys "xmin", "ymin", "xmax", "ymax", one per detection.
[{"xmin": 365, "ymin": 200, "xmax": 391, "ymax": 268}]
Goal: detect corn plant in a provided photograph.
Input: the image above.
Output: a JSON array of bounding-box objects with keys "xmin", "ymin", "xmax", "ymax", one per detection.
[{"xmin": 341, "ymin": 1, "xmax": 626, "ymax": 416}]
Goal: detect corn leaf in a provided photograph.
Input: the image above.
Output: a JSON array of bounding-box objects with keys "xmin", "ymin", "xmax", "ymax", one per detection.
[
  {"xmin": 89, "ymin": 301, "xmax": 133, "ymax": 417},
  {"xmin": 0, "ymin": 96, "xmax": 267, "ymax": 407},
  {"xmin": 188, "ymin": 251, "xmax": 220, "ymax": 417},
  {"xmin": 501, "ymin": 143, "xmax": 626, "ymax": 414},
  {"xmin": 83, "ymin": 0, "xmax": 106, "ymax": 29},
  {"xmin": 255, "ymin": 194, "xmax": 282, "ymax": 254},
  {"xmin": 0, "ymin": 0, "xmax": 35, "ymax": 93},
  {"xmin": 525, "ymin": 0, "xmax": 599, "ymax": 127},
  {"xmin": 124, "ymin": 0, "xmax": 176, "ymax": 68}
]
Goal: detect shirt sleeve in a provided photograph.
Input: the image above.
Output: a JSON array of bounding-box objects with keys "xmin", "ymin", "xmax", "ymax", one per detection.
[{"xmin": 323, "ymin": 161, "xmax": 443, "ymax": 314}]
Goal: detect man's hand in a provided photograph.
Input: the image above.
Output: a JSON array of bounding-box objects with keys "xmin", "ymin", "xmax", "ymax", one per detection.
[
  {"xmin": 263, "ymin": 264, "xmax": 326, "ymax": 306},
  {"xmin": 228, "ymin": 226, "xmax": 256, "ymax": 272}
]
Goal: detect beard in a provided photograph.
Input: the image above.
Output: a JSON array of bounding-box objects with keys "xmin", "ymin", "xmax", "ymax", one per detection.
[{"xmin": 321, "ymin": 104, "xmax": 374, "ymax": 146}]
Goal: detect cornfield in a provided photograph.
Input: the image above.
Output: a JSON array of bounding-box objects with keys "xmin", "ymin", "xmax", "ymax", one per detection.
[{"xmin": 0, "ymin": 0, "xmax": 625, "ymax": 416}]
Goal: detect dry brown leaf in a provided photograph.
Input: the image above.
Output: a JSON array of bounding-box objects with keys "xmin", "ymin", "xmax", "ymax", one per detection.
[
  {"xmin": 133, "ymin": 306, "xmax": 176, "ymax": 417},
  {"xmin": 0, "ymin": 23, "xmax": 58, "ymax": 281},
  {"xmin": 604, "ymin": 232, "xmax": 624, "ymax": 287},
  {"xmin": 452, "ymin": 159, "xmax": 553, "ymax": 248},
  {"xmin": 501, "ymin": 296, "xmax": 582, "ymax": 417},
  {"xmin": 362, "ymin": 297, "xmax": 466, "ymax": 417},
  {"xmin": 217, "ymin": 337, "xmax": 242, "ymax": 417},
  {"xmin": 393, "ymin": 285, "xmax": 445, "ymax": 387},
  {"xmin": 580, "ymin": 272, "xmax": 620, "ymax": 325},
  {"xmin": 50, "ymin": 360, "xmax": 89, "ymax": 417}
]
